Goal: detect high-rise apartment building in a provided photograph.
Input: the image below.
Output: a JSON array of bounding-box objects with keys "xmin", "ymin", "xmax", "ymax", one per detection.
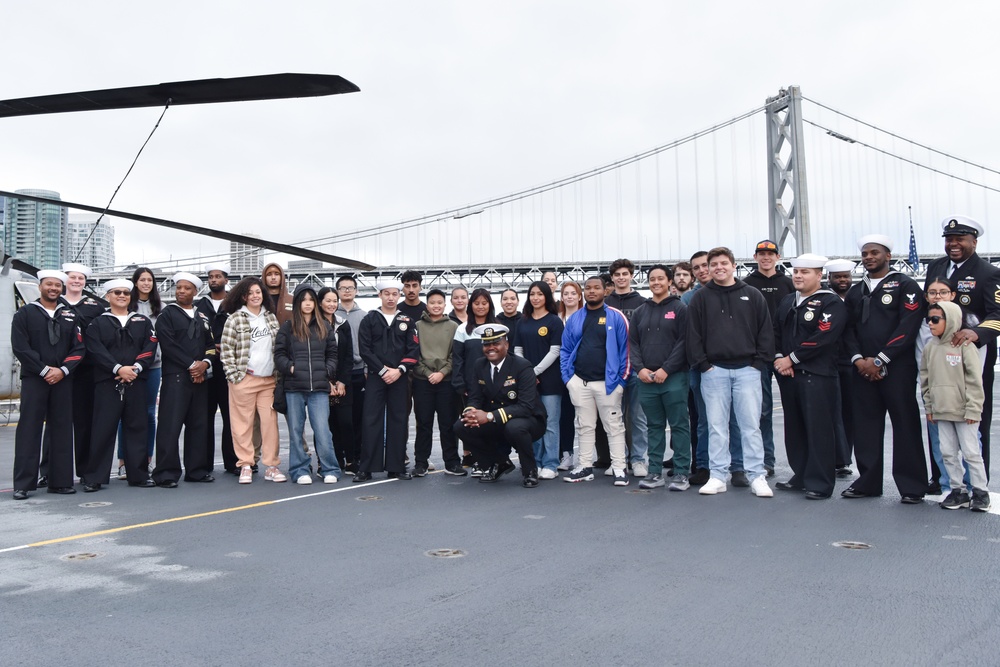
[
  {"xmin": 2, "ymin": 189, "xmax": 67, "ymax": 269},
  {"xmin": 230, "ymin": 234, "xmax": 264, "ymax": 274},
  {"xmin": 65, "ymin": 214, "xmax": 116, "ymax": 269}
]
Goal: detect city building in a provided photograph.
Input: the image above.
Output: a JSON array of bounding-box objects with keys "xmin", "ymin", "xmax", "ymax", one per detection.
[
  {"xmin": 65, "ymin": 214, "xmax": 116, "ymax": 269},
  {"xmin": 2, "ymin": 189, "xmax": 67, "ymax": 269},
  {"xmin": 230, "ymin": 234, "xmax": 264, "ymax": 274}
]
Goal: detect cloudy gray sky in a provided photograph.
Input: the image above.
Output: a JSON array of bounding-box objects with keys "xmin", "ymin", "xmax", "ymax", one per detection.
[{"xmin": 3, "ymin": 1, "xmax": 999, "ymax": 271}]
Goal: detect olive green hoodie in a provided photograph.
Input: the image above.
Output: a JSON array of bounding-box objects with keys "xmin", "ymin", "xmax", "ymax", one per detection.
[
  {"xmin": 920, "ymin": 300, "xmax": 985, "ymax": 422},
  {"xmin": 413, "ymin": 311, "xmax": 458, "ymax": 380}
]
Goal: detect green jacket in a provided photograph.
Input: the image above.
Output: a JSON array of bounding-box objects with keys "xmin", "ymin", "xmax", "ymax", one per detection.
[
  {"xmin": 920, "ymin": 301, "xmax": 985, "ymax": 422},
  {"xmin": 413, "ymin": 312, "xmax": 457, "ymax": 380}
]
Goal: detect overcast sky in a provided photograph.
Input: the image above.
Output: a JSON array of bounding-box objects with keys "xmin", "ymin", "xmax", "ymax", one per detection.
[{"xmin": 3, "ymin": 1, "xmax": 999, "ymax": 271}]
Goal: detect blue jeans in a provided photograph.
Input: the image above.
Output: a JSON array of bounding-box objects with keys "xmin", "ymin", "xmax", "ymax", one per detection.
[
  {"xmin": 624, "ymin": 375, "xmax": 649, "ymax": 464},
  {"xmin": 117, "ymin": 366, "xmax": 160, "ymax": 461},
  {"xmin": 285, "ymin": 391, "xmax": 341, "ymax": 480},
  {"xmin": 690, "ymin": 370, "xmax": 743, "ymax": 471},
  {"xmin": 700, "ymin": 366, "xmax": 764, "ymax": 481},
  {"xmin": 533, "ymin": 394, "xmax": 561, "ymax": 472}
]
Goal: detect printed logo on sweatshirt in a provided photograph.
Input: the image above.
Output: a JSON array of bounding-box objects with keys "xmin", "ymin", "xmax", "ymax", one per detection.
[
  {"xmin": 946, "ymin": 354, "xmax": 961, "ymax": 367},
  {"xmin": 665, "ymin": 312, "xmax": 675, "ymax": 319},
  {"xmin": 740, "ymin": 296, "xmax": 749, "ymax": 301}
]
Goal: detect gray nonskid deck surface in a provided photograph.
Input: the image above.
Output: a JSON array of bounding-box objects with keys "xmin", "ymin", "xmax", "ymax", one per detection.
[{"xmin": 1, "ymin": 397, "xmax": 999, "ymax": 666}]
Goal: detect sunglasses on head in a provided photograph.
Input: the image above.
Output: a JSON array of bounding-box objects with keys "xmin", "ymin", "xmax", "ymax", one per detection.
[{"xmin": 926, "ymin": 315, "xmax": 945, "ymax": 324}]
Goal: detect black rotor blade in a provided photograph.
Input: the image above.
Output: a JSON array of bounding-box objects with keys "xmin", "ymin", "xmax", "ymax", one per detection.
[
  {"xmin": 0, "ymin": 73, "xmax": 360, "ymax": 119},
  {"xmin": 0, "ymin": 190, "xmax": 375, "ymax": 271}
]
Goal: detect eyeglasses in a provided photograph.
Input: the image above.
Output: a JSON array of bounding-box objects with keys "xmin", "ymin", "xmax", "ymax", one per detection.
[
  {"xmin": 926, "ymin": 290, "xmax": 953, "ymax": 297},
  {"xmin": 337, "ymin": 286, "xmax": 356, "ymax": 292},
  {"xmin": 108, "ymin": 290, "xmax": 131, "ymax": 297},
  {"xmin": 926, "ymin": 315, "xmax": 946, "ymax": 324}
]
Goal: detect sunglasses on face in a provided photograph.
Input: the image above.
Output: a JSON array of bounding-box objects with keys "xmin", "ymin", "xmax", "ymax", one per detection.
[
  {"xmin": 926, "ymin": 315, "xmax": 946, "ymax": 324},
  {"xmin": 109, "ymin": 290, "xmax": 131, "ymax": 297}
]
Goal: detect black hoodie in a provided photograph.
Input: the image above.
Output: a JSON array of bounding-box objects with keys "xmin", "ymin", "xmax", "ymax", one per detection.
[
  {"xmin": 686, "ymin": 279, "xmax": 773, "ymax": 372},
  {"xmin": 629, "ymin": 295, "xmax": 688, "ymax": 375}
]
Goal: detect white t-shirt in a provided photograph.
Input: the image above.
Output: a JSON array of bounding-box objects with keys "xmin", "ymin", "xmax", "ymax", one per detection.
[{"xmin": 242, "ymin": 307, "xmax": 274, "ymax": 376}]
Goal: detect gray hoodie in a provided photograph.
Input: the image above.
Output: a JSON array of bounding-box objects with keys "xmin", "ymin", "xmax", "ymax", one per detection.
[
  {"xmin": 336, "ymin": 301, "xmax": 368, "ymax": 372},
  {"xmin": 920, "ymin": 300, "xmax": 985, "ymax": 422}
]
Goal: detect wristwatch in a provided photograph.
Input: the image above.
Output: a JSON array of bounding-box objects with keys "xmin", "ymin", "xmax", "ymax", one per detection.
[
  {"xmin": 486, "ymin": 412, "xmax": 494, "ymax": 422},
  {"xmin": 872, "ymin": 358, "xmax": 883, "ymax": 368}
]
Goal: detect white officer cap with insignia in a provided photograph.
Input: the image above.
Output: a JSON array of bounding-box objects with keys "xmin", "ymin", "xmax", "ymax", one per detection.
[
  {"xmin": 37, "ymin": 270, "xmax": 68, "ymax": 284},
  {"xmin": 824, "ymin": 258, "xmax": 856, "ymax": 274},
  {"xmin": 857, "ymin": 234, "xmax": 893, "ymax": 252},
  {"xmin": 376, "ymin": 278, "xmax": 403, "ymax": 293},
  {"xmin": 475, "ymin": 323, "xmax": 510, "ymax": 343},
  {"xmin": 172, "ymin": 271, "xmax": 203, "ymax": 290},
  {"xmin": 61, "ymin": 262, "xmax": 92, "ymax": 277},
  {"xmin": 204, "ymin": 262, "xmax": 231, "ymax": 276},
  {"xmin": 940, "ymin": 215, "xmax": 984, "ymax": 238},
  {"xmin": 102, "ymin": 279, "xmax": 134, "ymax": 294},
  {"xmin": 789, "ymin": 253, "xmax": 829, "ymax": 269}
]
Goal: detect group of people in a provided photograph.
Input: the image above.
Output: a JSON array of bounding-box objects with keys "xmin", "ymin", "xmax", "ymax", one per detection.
[{"xmin": 10, "ymin": 215, "xmax": 997, "ymax": 511}]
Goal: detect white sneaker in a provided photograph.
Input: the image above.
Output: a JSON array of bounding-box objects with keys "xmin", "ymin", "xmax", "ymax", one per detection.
[
  {"xmin": 238, "ymin": 465, "xmax": 253, "ymax": 484},
  {"xmin": 323, "ymin": 474, "xmax": 338, "ymax": 484},
  {"xmin": 750, "ymin": 476, "xmax": 773, "ymax": 497},
  {"xmin": 557, "ymin": 452, "xmax": 574, "ymax": 471},
  {"xmin": 604, "ymin": 467, "xmax": 614, "ymax": 476},
  {"xmin": 699, "ymin": 478, "xmax": 728, "ymax": 495},
  {"xmin": 538, "ymin": 468, "xmax": 558, "ymax": 480},
  {"xmin": 296, "ymin": 475, "xmax": 313, "ymax": 485},
  {"xmin": 632, "ymin": 462, "xmax": 648, "ymax": 478},
  {"xmin": 265, "ymin": 466, "xmax": 287, "ymax": 483}
]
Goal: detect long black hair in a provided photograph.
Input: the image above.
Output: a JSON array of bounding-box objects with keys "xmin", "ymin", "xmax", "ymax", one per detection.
[
  {"xmin": 465, "ymin": 287, "xmax": 496, "ymax": 334},
  {"xmin": 292, "ymin": 286, "xmax": 328, "ymax": 342},
  {"xmin": 521, "ymin": 280, "xmax": 557, "ymax": 317},
  {"xmin": 128, "ymin": 266, "xmax": 161, "ymax": 316},
  {"xmin": 223, "ymin": 276, "xmax": 272, "ymax": 315},
  {"xmin": 316, "ymin": 286, "xmax": 338, "ymax": 324}
]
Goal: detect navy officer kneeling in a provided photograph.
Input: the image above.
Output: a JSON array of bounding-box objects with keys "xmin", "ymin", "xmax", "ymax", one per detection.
[{"xmin": 454, "ymin": 324, "xmax": 546, "ymax": 487}]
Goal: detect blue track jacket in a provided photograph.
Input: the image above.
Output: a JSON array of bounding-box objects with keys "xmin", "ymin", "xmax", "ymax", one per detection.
[{"xmin": 560, "ymin": 304, "xmax": 630, "ymax": 394}]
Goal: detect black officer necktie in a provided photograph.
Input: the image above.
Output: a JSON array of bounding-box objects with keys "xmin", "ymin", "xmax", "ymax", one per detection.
[{"xmin": 492, "ymin": 365, "xmax": 499, "ymax": 385}]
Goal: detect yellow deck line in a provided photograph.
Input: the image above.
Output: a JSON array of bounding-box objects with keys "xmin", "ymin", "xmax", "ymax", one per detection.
[{"xmin": 0, "ymin": 477, "xmax": 399, "ymax": 554}]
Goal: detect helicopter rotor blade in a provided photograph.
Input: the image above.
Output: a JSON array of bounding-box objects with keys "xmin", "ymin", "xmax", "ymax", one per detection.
[
  {"xmin": 0, "ymin": 73, "xmax": 360, "ymax": 119},
  {"xmin": 0, "ymin": 190, "xmax": 375, "ymax": 271}
]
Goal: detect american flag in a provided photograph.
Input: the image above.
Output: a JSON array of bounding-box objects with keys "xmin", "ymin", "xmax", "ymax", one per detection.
[{"xmin": 908, "ymin": 220, "xmax": 919, "ymax": 269}]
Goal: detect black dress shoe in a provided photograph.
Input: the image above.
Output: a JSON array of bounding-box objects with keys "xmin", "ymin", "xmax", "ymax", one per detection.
[
  {"xmin": 479, "ymin": 464, "xmax": 501, "ymax": 483},
  {"xmin": 129, "ymin": 479, "xmax": 157, "ymax": 488},
  {"xmin": 388, "ymin": 471, "xmax": 412, "ymax": 480},
  {"xmin": 251, "ymin": 464, "xmax": 259, "ymax": 474},
  {"xmin": 83, "ymin": 483, "xmax": 102, "ymax": 492},
  {"xmin": 523, "ymin": 471, "xmax": 539, "ymax": 488},
  {"xmin": 900, "ymin": 494, "xmax": 924, "ymax": 504},
  {"xmin": 775, "ymin": 481, "xmax": 803, "ymax": 492},
  {"xmin": 47, "ymin": 486, "xmax": 77, "ymax": 494},
  {"xmin": 37, "ymin": 476, "xmax": 49, "ymax": 488},
  {"xmin": 13, "ymin": 490, "xmax": 28, "ymax": 500},
  {"xmin": 225, "ymin": 468, "xmax": 239, "ymax": 476},
  {"xmin": 835, "ymin": 466, "xmax": 854, "ymax": 478},
  {"xmin": 841, "ymin": 487, "xmax": 870, "ymax": 499},
  {"xmin": 158, "ymin": 480, "xmax": 178, "ymax": 488},
  {"xmin": 497, "ymin": 460, "xmax": 516, "ymax": 479},
  {"xmin": 352, "ymin": 471, "xmax": 372, "ymax": 483},
  {"xmin": 185, "ymin": 475, "xmax": 215, "ymax": 483},
  {"xmin": 805, "ymin": 491, "xmax": 830, "ymax": 500}
]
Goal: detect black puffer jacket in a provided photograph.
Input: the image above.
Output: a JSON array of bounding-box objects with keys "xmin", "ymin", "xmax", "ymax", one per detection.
[{"xmin": 274, "ymin": 318, "xmax": 338, "ymax": 393}]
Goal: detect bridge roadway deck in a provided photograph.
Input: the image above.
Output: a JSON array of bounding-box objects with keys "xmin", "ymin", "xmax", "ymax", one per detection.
[
  {"xmin": 1, "ymin": 394, "xmax": 999, "ymax": 665},
  {"xmin": 83, "ymin": 254, "xmax": 1000, "ymax": 298}
]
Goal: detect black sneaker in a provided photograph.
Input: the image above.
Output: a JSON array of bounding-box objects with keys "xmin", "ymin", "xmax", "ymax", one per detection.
[
  {"xmin": 470, "ymin": 465, "xmax": 485, "ymax": 478},
  {"xmin": 462, "ymin": 453, "xmax": 475, "ymax": 467},
  {"xmin": 689, "ymin": 468, "xmax": 710, "ymax": 485},
  {"xmin": 731, "ymin": 471, "xmax": 749, "ymax": 488},
  {"xmin": 563, "ymin": 467, "xmax": 595, "ymax": 483},
  {"xmin": 971, "ymin": 488, "xmax": 991, "ymax": 512},
  {"xmin": 444, "ymin": 463, "xmax": 468, "ymax": 476},
  {"xmin": 927, "ymin": 480, "xmax": 943, "ymax": 496},
  {"xmin": 412, "ymin": 464, "xmax": 428, "ymax": 477},
  {"xmin": 940, "ymin": 489, "xmax": 971, "ymax": 510}
]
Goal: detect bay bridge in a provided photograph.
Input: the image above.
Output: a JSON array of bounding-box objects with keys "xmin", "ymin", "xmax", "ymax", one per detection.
[{"xmin": 72, "ymin": 84, "xmax": 1000, "ymax": 295}]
